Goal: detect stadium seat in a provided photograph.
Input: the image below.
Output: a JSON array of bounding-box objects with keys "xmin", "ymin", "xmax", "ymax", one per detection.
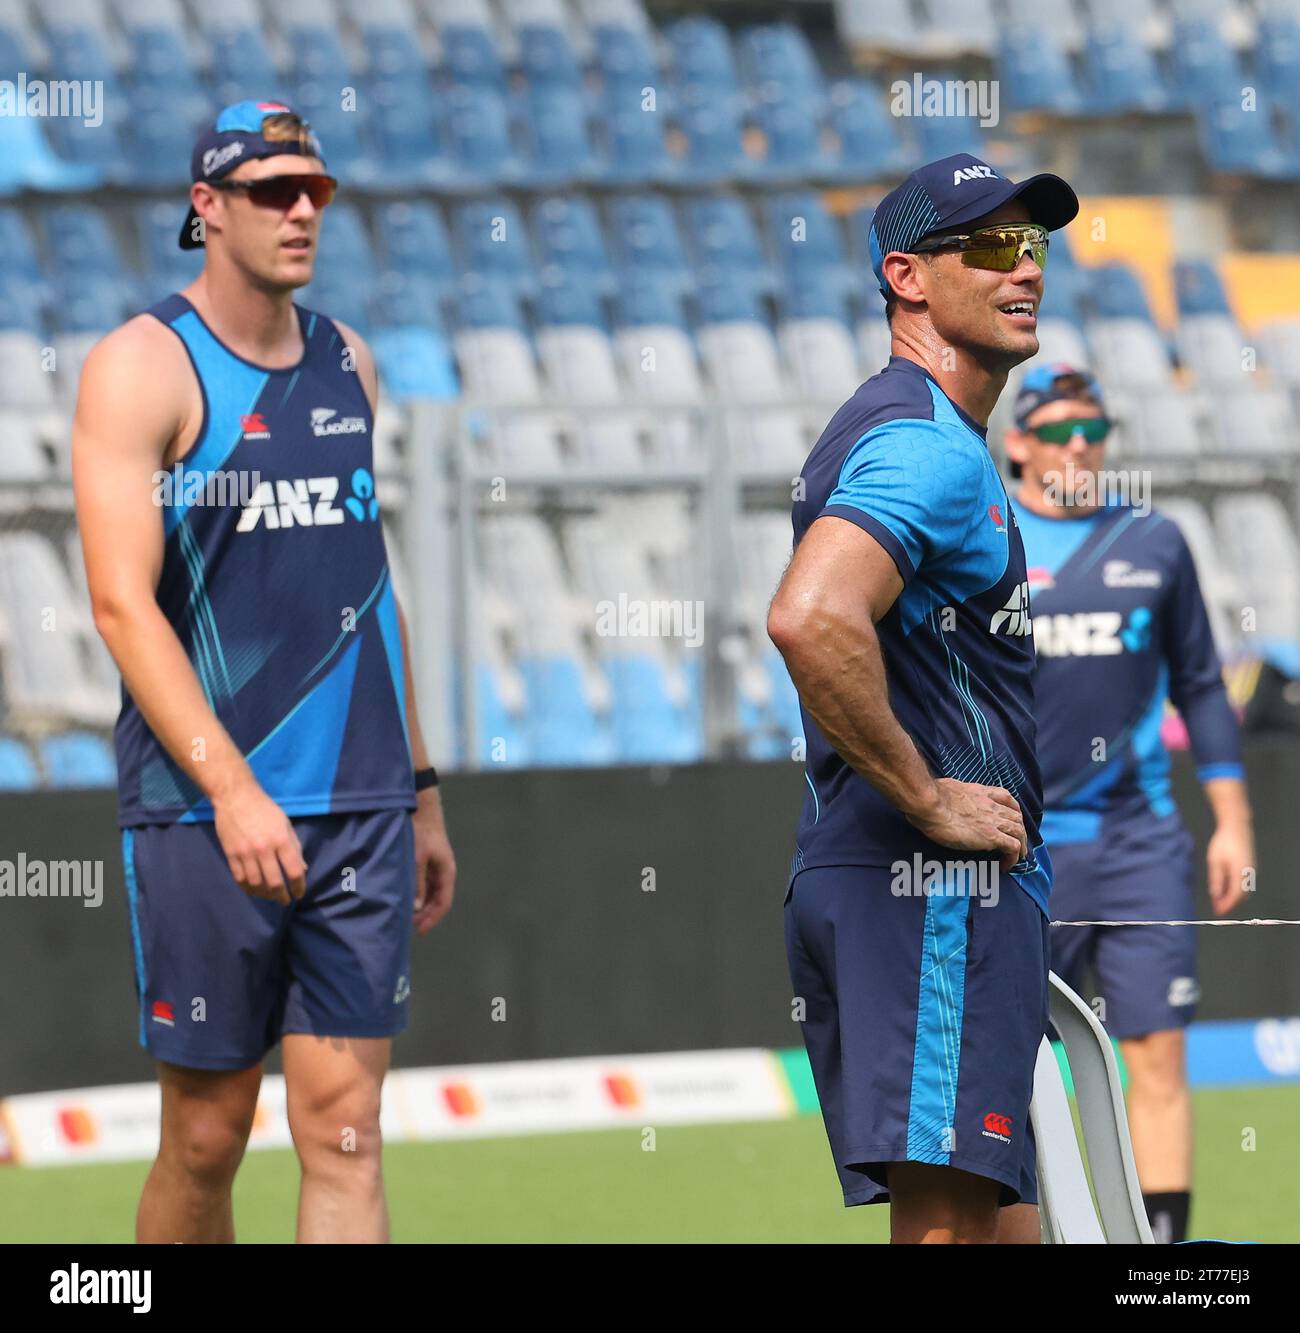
[
  {"xmin": 1154, "ymin": 497, "xmax": 1240, "ymax": 657},
  {"xmin": 1197, "ymin": 95, "xmax": 1300, "ymax": 179},
  {"xmin": 1207, "ymin": 387, "xmax": 1298, "ymax": 453},
  {"xmin": 998, "ymin": 29, "xmax": 1084, "ymax": 116},
  {"xmin": 683, "ymin": 194, "xmax": 774, "ymax": 306},
  {"xmin": 374, "ymin": 201, "xmax": 457, "ymax": 298},
  {"xmin": 444, "ymin": 84, "xmax": 527, "ymax": 189},
  {"xmin": 826, "ymin": 79, "xmax": 909, "ymax": 181},
  {"xmin": 532, "ymin": 196, "xmax": 617, "ymax": 296},
  {"xmin": 39, "ymin": 731, "xmax": 117, "ymax": 788},
  {"xmin": 833, "ymin": 0, "xmax": 918, "ymax": 55},
  {"xmin": 209, "ymin": 27, "xmax": 281, "ymax": 105},
  {"xmin": 1079, "ymin": 27, "xmax": 1172, "ymax": 116},
  {"xmin": 1170, "ymin": 17, "xmax": 1244, "ymax": 108},
  {"xmin": 607, "ymin": 195, "xmax": 693, "ymax": 305},
  {"xmin": 0, "ymin": 736, "xmax": 38, "ymax": 790},
  {"xmin": 519, "ymin": 82, "xmax": 598, "ymax": 186},
  {"xmin": 454, "ymin": 199, "xmax": 536, "ymax": 302},
  {"xmin": 1214, "ymin": 493, "xmax": 1300, "ymax": 669}
]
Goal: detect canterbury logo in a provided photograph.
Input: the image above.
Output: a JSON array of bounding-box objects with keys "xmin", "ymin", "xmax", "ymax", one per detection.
[
  {"xmin": 982, "ymin": 1112, "xmax": 1013, "ymax": 1140},
  {"xmin": 988, "ymin": 582, "xmax": 1032, "ymax": 636},
  {"xmin": 236, "ymin": 476, "xmax": 343, "ymax": 531}
]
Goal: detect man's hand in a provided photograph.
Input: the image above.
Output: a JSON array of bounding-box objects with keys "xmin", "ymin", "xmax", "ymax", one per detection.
[
  {"xmin": 212, "ymin": 780, "xmax": 307, "ymax": 906},
  {"xmin": 412, "ymin": 788, "xmax": 456, "ymax": 935},
  {"xmin": 904, "ymin": 778, "xmax": 1029, "ymax": 871},
  {"xmin": 1206, "ymin": 822, "xmax": 1252, "ymax": 917}
]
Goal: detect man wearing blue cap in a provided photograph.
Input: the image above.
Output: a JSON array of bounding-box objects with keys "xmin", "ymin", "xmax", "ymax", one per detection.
[
  {"xmin": 768, "ymin": 153, "xmax": 1078, "ymax": 1242},
  {"xmin": 1006, "ymin": 364, "xmax": 1253, "ymax": 1243},
  {"xmin": 72, "ymin": 102, "xmax": 457, "ymax": 1242}
]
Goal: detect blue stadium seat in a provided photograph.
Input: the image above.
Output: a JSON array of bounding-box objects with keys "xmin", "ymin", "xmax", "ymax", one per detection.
[
  {"xmin": 211, "ymin": 28, "xmax": 281, "ymax": 104},
  {"xmin": 696, "ymin": 271, "xmax": 765, "ymax": 325},
  {"xmin": 454, "ymin": 200, "xmax": 536, "ymax": 300},
  {"xmin": 285, "ymin": 23, "xmax": 355, "ymax": 85},
  {"xmin": 299, "ymin": 266, "xmax": 371, "ymax": 336},
  {"xmin": 673, "ymin": 83, "xmax": 751, "ymax": 183},
  {"xmin": 444, "ymin": 85, "xmax": 526, "ymax": 188},
  {"xmin": 1080, "ymin": 28, "xmax": 1172, "ymax": 115},
  {"xmin": 781, "ymin": 269, "xmax": 852, "ymax": 324},
  {"xmin": 520, "ymin": 83, "xmax": 597, "ymax": 186},
  {"xmin": 473, "ymin": 664, "xmax": 529, "ymax": 767},
  {"xmin": 0, "ymin": 205, "xmax": 44, "ymax": 295},
  {"xmin": 39, "ymin": 30, "xmax": 129, "ymax": 180},
  {"xmin": 121, "ymin": 86, "xmax": 206, "ymax": 187},
  {"xmin": 366, "ymin": 76, "xmax": 456, "ymax": 189},
  {"xmin": 456, "ymin": 275, "xmax": 527, "ymax": 332},
  {"xmin": 538, "ymin": 271, "xmax": 606, "ymax": 329},
  {"xmin": 442, "ymin": 22, "xmax": 508, "ymax": 90},
  {"xmin": 998, "ymin": 30, "xmax": 1084, "ymax": 116},
  {"xmin": 827, "ymin": 79, "xmax": 908, "ymax": 180},
  {"xmin": 0, "ymin": 270, "xmax": 45, "ymax": 333},
  {"xmin": 1084, "ymin": 264, "xmax": 1154, "ymax": 322},
  {"xmin": 683, "ymin": 195, "xmax": 773, "ymax": 302},
  {"xmin": 1174, "ymin": 259, "xmax": 1232, "ymax": 318},
  {"xmin": 125, "ymin": 26, "xmax": 199, "ymax": 88},
  {"xmin": 44, "ymin": 205, "xmax": 121, "ymax": 276},
  {"xmin": 598, "ymin": 95, "xmax": 673, "ymax": 185},
  {"xmin": 533, "ymin": 197, "xmax": 616, "ymax": 295},
  {"xmin": 1257, "ymin": 13, "xmax": 1300, "ymax": 99},
  {"xmin": 605, "ymin": 655, "xmax": 701, "ymax": 763},
  {"xmin": 1170, "ymin": 19, "xmax": 1244, "ymax": 107},
  {"xmin": 518, "ymin": 23, "xmax": 585, "ymax": 89},
  {"xmin": 910, "ymin": 110, "xmax": 988, "ymax": 161},
  {"xmin": 40, "ymin": 732, "xmax": 116, "ymax": 788},
  {"xmin": 1197, "ymin": 95, "xmax": 1300, "ymax": 179},
  {"xmin": 593, "ymin": 22, "xmax": 660, "ymax": 90},
  {"xmin": 754, "ymin": 92, "xmax": 833, "ymax": 184},
  {"xmin": 0, "ymin": 736, "xmax": 38, "ymax": 790},
  {"xmin": 617, "ymin": 273, "xmax": 687, "ymax": 329},
  {"xmin": 518, "ymin": 656, "xmax": 614, "ymax": 766},
  {"xmin": 371, "ymin": 325, "xmax": 460, "ymax": 401},
  {"xmin": 607, "ymin": 195, "xmax": 692, "ymax": 301},
  {"xmin": 374, "ymin": 201, "xmax": 456, "ymax": 295},
  {"xmin": 315, "ymin": 202, "xmax": 377, "ymax": 283},
  {"xmin": 766, "ymin": 191, "xmax": 848, "ymax": 276},
  {"xmin": 737, "ymin": 23, "xmax": 825, "ymax": 115}
]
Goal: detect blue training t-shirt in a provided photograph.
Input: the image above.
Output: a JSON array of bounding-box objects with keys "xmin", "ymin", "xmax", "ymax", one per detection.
[
  {"xmin": 113, "ymin": 294, "xmax": 415, "ymax": 827},
  {"xmin": 1012, "ymin": 498, "xmax": 1242, "ymax": 848},
  {"xmin": 789, "ymin": 355, "xmax": 1052, "ymax": 914}
]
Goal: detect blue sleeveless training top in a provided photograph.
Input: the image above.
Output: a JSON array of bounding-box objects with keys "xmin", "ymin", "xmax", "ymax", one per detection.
[{"xmin": 114, "ymin": 293, "xmax": 415, "ymax": 826}]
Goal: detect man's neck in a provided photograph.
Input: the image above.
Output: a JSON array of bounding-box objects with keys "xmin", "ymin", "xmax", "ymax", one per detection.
[
  {"xmin": 890, "ymin": 328, "xmax": 1010, "ymax": 427},
  {"xmin": 183, "ymin": 266, "xmax": 303, "ymax": 368}
]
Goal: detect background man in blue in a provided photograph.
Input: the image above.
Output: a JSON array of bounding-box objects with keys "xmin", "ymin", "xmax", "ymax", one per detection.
[
  {"xmin": 768, "ymin": 154, "xmax": 1077, "ymax": 1243},
  {"xmin": 1005, "ymin": 364, "xmax": 1254, "ymax": 1244},
  {"xmin": 72, "ymin": 102, "xmax": 457, "ymax": 1242}
]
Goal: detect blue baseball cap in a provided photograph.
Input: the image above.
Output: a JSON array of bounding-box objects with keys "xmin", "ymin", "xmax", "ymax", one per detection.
[
  {"xmin": 1013, "ymin": 362, "xmax": 1106, "ymax": 428},
  {"xmin": 179, "ymin": 100, "xmax": 326, "ymax": 250},
  {"xmin": 869, "ymin": 153, "xmax": 1079, "ymax": 300}
]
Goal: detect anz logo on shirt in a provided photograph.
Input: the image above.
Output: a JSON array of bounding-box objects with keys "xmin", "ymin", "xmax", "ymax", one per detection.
[{"xmin": 1034, "ymin": 607, "xmax": 1153, "ymax": 657}]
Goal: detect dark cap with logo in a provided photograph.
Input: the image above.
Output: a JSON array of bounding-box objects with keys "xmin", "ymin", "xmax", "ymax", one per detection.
[
  {"xmin": 1013, "ymin": 362, "xmax": 1106, "ymax": 428},
  {"xmin": 179, "ymin": 99, "xmax": 325, "ymax": 250},
  {"xmin": 868, "ymin": 153, "xmax": 1079, "ymax": 299}
]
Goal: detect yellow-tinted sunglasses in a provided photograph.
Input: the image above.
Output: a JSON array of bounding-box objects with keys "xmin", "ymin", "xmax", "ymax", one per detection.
[{"xmin": 911, "ymin": 222, "xmax": 1049, "ymax": 272}]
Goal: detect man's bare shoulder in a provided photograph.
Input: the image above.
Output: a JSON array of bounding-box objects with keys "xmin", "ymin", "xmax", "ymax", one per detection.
[{"xmin": 79, "ymin": 313, "xmax": 193, "ymax": 395}]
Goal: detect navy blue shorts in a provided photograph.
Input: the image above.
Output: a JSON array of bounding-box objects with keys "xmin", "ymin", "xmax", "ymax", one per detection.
[
  {"xmin": 785, "ymin": 864, "xmax": 1050, "ymax": 1208},
  {"xmin": 121, "ymin": 810, "xmax": 416, "ymax": 1069},
  {"xmin": 1048, "ymin": 816, "xmax": 1198, "ymax": 1040}
]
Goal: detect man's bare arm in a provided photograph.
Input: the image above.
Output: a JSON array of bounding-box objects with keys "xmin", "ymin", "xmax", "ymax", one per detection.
[
  {"xmin": 71, "ymin": 319, "xmax": 305, "ymax": 903},
  {"xmin": 768, "ymin": 515, "xmax": 1026, "ymax": 867}
]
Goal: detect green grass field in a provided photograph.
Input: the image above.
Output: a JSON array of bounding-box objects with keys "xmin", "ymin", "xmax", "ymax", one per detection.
[{"xmin": 4, "ymin": 1086, "xmax": 1297, "ymax": 1243}]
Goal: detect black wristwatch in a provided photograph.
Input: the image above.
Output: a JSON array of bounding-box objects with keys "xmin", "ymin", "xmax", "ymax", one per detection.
[{"xmin": 414, "ymin": 766, "xmax": 440, "ymax": 791}]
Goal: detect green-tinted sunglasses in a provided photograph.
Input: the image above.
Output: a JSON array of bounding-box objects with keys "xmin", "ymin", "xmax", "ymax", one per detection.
[
  {"xmin": 911, "ymin": 222, "xmax": 1049, "ymax": 272},
  {"xmin": 1029, "ymin": 417, "xmax": 1112, "ymax": 445}
]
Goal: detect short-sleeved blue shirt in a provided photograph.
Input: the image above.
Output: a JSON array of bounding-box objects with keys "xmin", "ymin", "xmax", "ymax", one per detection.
[{"xmin": 789, "ymin": 356, "xmax": 1052, "ymax": 914}]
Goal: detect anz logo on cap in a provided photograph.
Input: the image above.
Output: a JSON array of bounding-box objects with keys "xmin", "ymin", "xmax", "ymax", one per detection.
[{"xmin": 953, "ymin": 164, "xmax": 1000, "ymax": 185}]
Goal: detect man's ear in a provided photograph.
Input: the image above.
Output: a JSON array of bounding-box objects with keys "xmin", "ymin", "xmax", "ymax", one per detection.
[{"xmin": 879, "ymin": 251, "xmax": 926, "ymax": 307}]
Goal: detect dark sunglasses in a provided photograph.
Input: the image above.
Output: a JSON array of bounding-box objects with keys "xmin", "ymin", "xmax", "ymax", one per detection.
[
  {"xmin": 1029, "ymin": 417, "xmax": 1112, "ymax": 445},
  {"xmin": 911, "ymin": 222, "xmax": 1049, "ymax": 272},
  {"xmin": 210, "ymin": 173, "xmax": 338, "ymax": 211}
]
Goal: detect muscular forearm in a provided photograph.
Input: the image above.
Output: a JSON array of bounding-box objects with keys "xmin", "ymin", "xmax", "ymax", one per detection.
[
  {"xmin": 778, "ymin": 606, "xmax": 938, "ymax": 818},
  {"xmin": 95, "ymin": 597, "xmax": 252, "ymax": 802}
]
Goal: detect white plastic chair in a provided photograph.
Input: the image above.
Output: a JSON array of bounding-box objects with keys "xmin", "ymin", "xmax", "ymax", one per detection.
[{"xmin": 1031, "ymin": 972, "xmax": 1154, "ymax": 1244}]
